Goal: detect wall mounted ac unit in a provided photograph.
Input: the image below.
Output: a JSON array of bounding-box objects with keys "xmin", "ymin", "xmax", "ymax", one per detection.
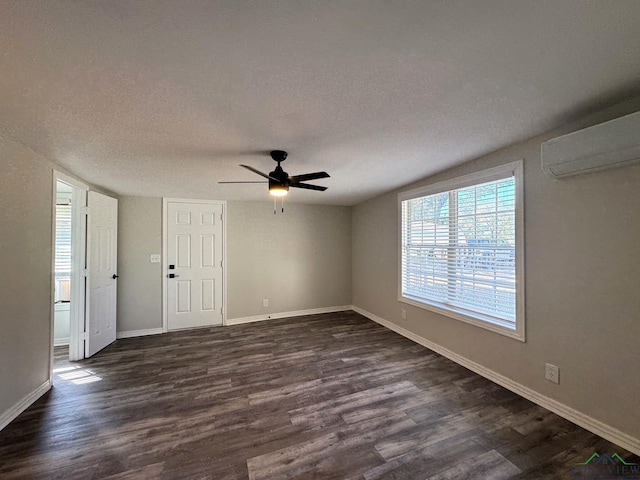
[{"xmin": 541, "ymin": 110, "xmax": 640, "ymax": 178}]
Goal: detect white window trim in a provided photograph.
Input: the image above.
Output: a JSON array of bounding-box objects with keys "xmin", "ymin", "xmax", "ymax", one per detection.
[{"xmin": 397, "ymin": 160, "xmax": 525, "ymax": 342}]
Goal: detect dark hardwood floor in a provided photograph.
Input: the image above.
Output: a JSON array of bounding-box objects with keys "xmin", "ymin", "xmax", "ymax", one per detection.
[{"xmin": 0, "ymin": 311, "xmax": 637, "ymax": 479}]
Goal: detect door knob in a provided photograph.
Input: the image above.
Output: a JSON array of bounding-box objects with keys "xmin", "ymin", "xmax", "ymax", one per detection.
[
  {"xmin": 112, "ymin": 274, "xmax": 119, "ymax": 279},
  {"xmin": 168, "ymin": 273, "xmax": 180, "ymax": 278}
]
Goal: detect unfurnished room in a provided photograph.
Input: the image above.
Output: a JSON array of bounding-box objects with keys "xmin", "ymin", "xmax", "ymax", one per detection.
[{"xmin": 1, "ymin": 1, "xmax": 640, "ymax": 479}]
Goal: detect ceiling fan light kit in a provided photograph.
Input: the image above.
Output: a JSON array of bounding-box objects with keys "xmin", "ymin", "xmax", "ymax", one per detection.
[
  {"xmin": 269, "ymin": 183, "xmax": 289, "ymax": 196},
  {"xmin": 220, "ymin": 150, "xmax": 330, "ymax": 211}
]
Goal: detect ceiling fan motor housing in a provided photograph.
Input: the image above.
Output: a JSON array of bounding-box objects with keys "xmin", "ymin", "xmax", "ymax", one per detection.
[{"xmin": 269, "ymin": 165, "xmax": 290, "ymax": 192}]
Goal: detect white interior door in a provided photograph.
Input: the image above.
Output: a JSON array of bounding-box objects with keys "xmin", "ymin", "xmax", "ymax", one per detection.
[
  {"xmin": 166, "ymin": 201, "xmax": 224, "ymax": 330},
  {"xmin": 86, "ymin": 191, "xmax": 118, "ymax": 358}
]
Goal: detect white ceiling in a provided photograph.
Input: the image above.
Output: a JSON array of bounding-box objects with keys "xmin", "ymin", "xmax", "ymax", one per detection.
[{"xmin": 1, "ymin": 1, "xmax": 639, "ymax": 205}]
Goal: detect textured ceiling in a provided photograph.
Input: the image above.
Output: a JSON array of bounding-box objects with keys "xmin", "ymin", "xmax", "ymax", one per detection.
[{"xmin": 1, "ymin": 1, "xmax": 640, "ymax": 205}]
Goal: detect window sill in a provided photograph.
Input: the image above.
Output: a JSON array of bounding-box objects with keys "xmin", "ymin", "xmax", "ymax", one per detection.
[{"xmin": 399, "ymin": 294, "xmax": 525, "ymax": 342}]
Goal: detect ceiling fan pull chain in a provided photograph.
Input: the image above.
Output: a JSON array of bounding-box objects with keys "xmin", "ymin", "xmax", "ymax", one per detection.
[
  {"xmin": 281, "ymin": 196, "xmax": 285, "ymax": 214},
  {"xmin": 273, "ymin": 197, "xmax": 277, "ymax": 215}
]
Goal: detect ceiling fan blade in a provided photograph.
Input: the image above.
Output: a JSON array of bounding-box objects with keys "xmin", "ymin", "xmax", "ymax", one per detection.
[
  {"xmin": 240, "ymin": 164, "xmax": 281, "ymax": 182},
  {"xmin": 290, "ymin": 183, "xmax": 328, "ymax": 191},
  {"xmin": 289, "ymin": 171, "xmax": 330, "ymax": 183},
  {"xmin": 218, "ymin": 181, "xmax": 267, "ymax": 184}
]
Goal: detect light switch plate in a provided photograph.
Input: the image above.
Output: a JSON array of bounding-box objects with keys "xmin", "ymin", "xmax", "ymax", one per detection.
[{"xmin": 150, "ymin": 254, "xmax": 161, "ymax": 263}]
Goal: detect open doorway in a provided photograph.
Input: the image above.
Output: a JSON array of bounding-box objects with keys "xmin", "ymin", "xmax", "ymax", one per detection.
[{"xmin": 52, "ymin": 173, "xmax": 87, "ymax": 364}]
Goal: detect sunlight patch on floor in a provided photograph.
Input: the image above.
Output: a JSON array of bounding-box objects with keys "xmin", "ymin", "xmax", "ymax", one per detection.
[{"xmin": 54, "ymin": 365, "xmax": 102, "ymax": 384}]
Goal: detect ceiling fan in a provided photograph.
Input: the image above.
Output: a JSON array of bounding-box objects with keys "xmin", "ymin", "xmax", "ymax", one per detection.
[{"xmin": 219, "ymin": 150, "xmax": 330, "ymax": 196}]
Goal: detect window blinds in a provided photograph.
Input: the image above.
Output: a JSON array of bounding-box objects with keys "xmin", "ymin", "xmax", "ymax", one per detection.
[
  {"xmin": 401, "ymin": 176, "xmax": 516, "ymax": 327},
  {"xmin": 55, "ymin": 204, "xmax": 72, "ymax": 278}
]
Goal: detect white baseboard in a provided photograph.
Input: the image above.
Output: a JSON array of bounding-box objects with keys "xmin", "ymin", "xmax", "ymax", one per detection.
[
  {"xmin": 54, "ymin": 337, "xmax": 69, "ymax": 347},
  {"xmin": 116, "ymin": 328, "xmax": 164, "ymax": 339},
  {"xmin": 352, "ymin": 306, "xmax": 640, "ymax": 456},
  {"xmin": 226, "ymin": 305, "xmax": 353, "ymax": 326},
  {"xmin": 0, "ymin": 380, "xmax": 51, "ymax": 432}
]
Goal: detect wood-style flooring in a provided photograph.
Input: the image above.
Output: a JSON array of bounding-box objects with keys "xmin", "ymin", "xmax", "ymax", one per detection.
[{"xmin": 0, "ymin": 311, "xmax": 637, "ymax": 479}]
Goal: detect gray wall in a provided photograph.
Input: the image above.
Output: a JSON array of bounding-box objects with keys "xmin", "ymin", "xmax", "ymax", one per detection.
[
  {"xmin": 0, "ymin": 152, "xmax": 352, "ymax": 422},
  {"xmin": 352, "ymin": 97, "xmax": 640, "ymax": 440},
  {"xmin": 115, "ymin": 199, "xmax": 352, "ymax": 333},
  {"xmin": 227, "ymin": 201, "xmax": 352, "ymax": 319},
  {"xmin": 0, "ymin": 136, "xmax": 54, "ymax": 417},
  {"xmin": 117, "ymin": 196, "xmax": 163, "ymax": 332},
  {"xmin": 3, "ymin": 97, "xmax": 639, "ymax": 445},
  {"xmin": 0, "ymin": 135, "xmax": 116, "ymax": 422}
]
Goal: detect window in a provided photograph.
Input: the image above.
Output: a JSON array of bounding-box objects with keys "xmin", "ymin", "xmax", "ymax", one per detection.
[
  {"xmin": 399, "ymin": 161, "xmax": 524, "ymax": 340},
  {"xmin": 55, "ymin": 202, "xmax": 72, "ymax": 303}
]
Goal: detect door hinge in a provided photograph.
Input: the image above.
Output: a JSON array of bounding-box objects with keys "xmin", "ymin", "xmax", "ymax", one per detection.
[
  {"xmin": 83, "ymin": 206, "xmax": 90, "ymax": 215},
  {"xmin": 220, "ymin": 213, "xmax": 223, "ymax": 221},
  {"xmin": 220, "ymin": 260, "xmax": 223, "ymax": 268},
  {"xmin": 83, "ymin": 269, "xmax": 89, "ymax": 277},
  {"xmin": 220, "ymin": 307, "xmax": 223, "ymax": 315}
]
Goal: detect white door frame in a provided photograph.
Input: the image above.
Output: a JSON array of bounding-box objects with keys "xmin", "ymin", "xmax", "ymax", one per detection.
[
  {"xmin": 162, "ymin": 198, "xmax": 227, "ymax": 332},
  {"xmin": 52, "ymin": 172, "xmax": 88, "ymax": 372}
]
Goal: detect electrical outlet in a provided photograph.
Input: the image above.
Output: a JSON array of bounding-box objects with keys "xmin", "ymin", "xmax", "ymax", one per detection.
[
  {"xmin": 262, "ymin": 298, "xmax": 269, "ymax": 307},
  {"xmin": 401, "ymin": 308, "xmax": 407, "ymax": 320},
  {"xmin": 150, "ymin": 254, "xmax": 161, "ymax": 263},
  {"xmin": 545, "ymin": 363, "xmax": 560, "ymax": 384}
]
